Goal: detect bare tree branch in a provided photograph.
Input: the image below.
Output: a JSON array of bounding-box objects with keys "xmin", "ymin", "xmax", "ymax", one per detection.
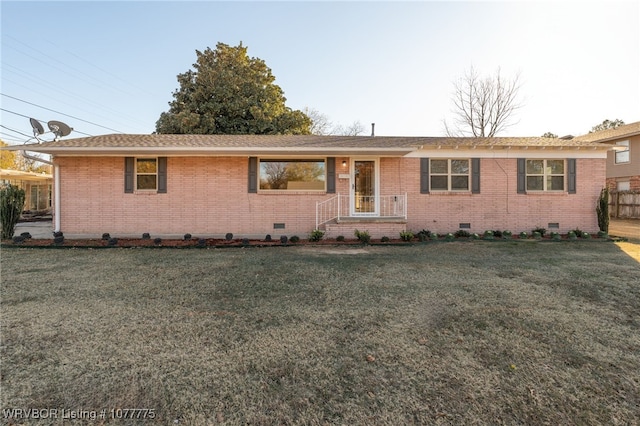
[{"xmin": 445, "ymin": 66, "xmax": 523, "ymax": 137}]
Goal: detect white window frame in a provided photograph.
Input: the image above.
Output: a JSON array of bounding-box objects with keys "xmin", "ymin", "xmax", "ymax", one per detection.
[
  {"xmin": 526, "ymin": 159, "xmax": 565, "ymax": 192},
  {"xmin": 258, "ymin": 158, "xmax": 327, "ymax": 192},
  {"xmin": 429, "ymin": 159, "xmax": 470, "ymax": 192},
  {"xmin": 135, "ymin": 157, "xmax": 158, "ymax": 191},
  {"xmin": 615, "ymin": 140, "xmax": 630, "ymax": 164}
]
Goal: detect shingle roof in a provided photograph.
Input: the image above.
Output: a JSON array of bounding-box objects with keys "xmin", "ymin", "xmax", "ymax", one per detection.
[
  {"xmin": 573, "ymin": 121, "xmax": 640, "ymax": 143},
  {"xmin": 6, "ymin": 133, "xmax": 608, "ymax": 156}
]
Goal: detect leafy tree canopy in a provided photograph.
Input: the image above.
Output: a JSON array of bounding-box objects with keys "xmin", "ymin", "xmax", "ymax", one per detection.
[
  {"xmin": 0, "ymin": 140, "xmax": 18, "ymax": 169},
  {"xmin": 589, "ymin": 119, "xmax": 624, "ymax": 133},
  {"xmin": 156, "ymin": 42, "xmax": 311, "ymax": 135}
]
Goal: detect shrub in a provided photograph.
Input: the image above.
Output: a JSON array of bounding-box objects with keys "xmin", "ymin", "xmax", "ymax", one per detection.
[
  {"xmin": 381, "ymin": 236, "xmax": 390, "ymax": 242},
  {"xmin": 483, "ymin": 230, "xmax": 494, "ymax": 240},
  {"xmin": 532, "ymin": 227, "xmax": 546, "ymax": 237},
  {"xmin": 416, "ymin": 229, "xmax": 431, "ymax": 242},
  {"xmin": 20, "ymin": 232, "xmax": 32, "ymax": 239},
  {"xmin": 265, "ymin": 234, "xmax": 272, "ymax": 242},
  {"xmin": 502, "ymin": 230, "xmax": 512, "ymax": 239},
  {"xmin": 142, "ymin": 233, "xmax": 151, "ymax": 240},
  {"xmin": 242, "ymin": 238, "xmax": 250, "ymax": 245},
  {"xmin": 183, "ymin": 233, "xmax": 192, "ymax": 240},
  {"xmin": 519, "ymin": 231, "xmax": 528, "ymax": 239},
  {"xmin": 354, "ymin": 229, "xmax": 371, "ymax": 244},
  {"xmin": 533, "ymin": 231, "xmax": 542, "ymax": 240},
  {"xmin": 108, "ymin": 238, "xmax": 118, "ymax": 246},
  {"xmin": 573, "ymin": 227, "xmax": 583, "ymax": 237},
  {"xmin": 551, "ymin": 232, "xmax": 561, "ymax": 241},
  {"xmin": 197, "ymin": 238, "xmax": 207, "ymax": 247},
  {"xmin": 568, "ymin": 230, "xmax": 577, "ymax": 240},
  {"xmin": 399, "ymin": 231, "xmax": 414, "ymax": 241},
  {"xmin": 225, "ymin": 233, "xmax": 233, "ymax": 241},
  {"xmin": 53, "ymin": 231, "xmax": 63, "ymax": 238},
  {"xmin": 493, "ymin": 230, "xmax": 503, "ymax": 238},
  {"xmin": 596, "ymin": 187, "xmax": 609, "ymax": 233},
  {"xmin": 430, "ymin": 233, "xmax": 439, "ymax": 241},
  {"xmin": 309, "ymin": 229, "xmax": 325, "ymax": 242},
  {"xmin": 154, "ymin": 238, "xmax": 162, "ymax": 246},
  {"xmin": 12, "ymin": 235, "xmax": 25, "ymax": 244},
  {"xmin": 582, "ymin": 232, "xmax": 591, "ymax": 239},
  {"xmin": 445, "ymin": 233, "xmax": 455, "ymax": 242},
  {"xmin": 289, "ymin": 235, "xmax": 300, "ymax": 243},
  {"xmin": 102, "ymin": 233, "xmax": 111, "ymax": 240},
  {"xmin": 1, "ymin": 184, "xmax": 25, "ymax": 240},
  {"xmin": 336, "ymin": 235, "xmax": 345, "ymax": 242},
  {"xmin": 597, "ymin": 230, "xmax": 608, "ymax": 239},
  {"xmin": 472, "ymin": 233, "xmax": 480, "ymax": 240},
  {"xmin": 53, "ymin": 235, "xmax": 64, "ymax": 245},
  {"xmin": 280, "ymin": 235, "xmax": 288, "ymax": 244},
  {"xmin": 454, "ymin": 230, "xmax": 471, "ymax": 238}
]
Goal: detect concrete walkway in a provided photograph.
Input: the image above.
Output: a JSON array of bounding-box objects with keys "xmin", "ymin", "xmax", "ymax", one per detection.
[
  {"xmin": 13, "ymin": 221, "xmax": 54, "ymax": 239},
  {"xmin": 609, "ymin": 219, "xmax": 640, "ymax": 243}
]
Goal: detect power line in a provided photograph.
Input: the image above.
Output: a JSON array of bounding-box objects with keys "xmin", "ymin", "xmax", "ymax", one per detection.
[
  {"xmin": 2, "ymin": 64, "xmax": 149, "ymax": 130},
  {"xmin": 0, "ymin": 108, "xmax": 93, "ymax": 136},
  {"xmin": 0, "ymin": 124, "xmax": 35, "ymax": 139},
  {"xmin": 1, "ymin": 93, "xmax": 123, "ymax": 133}
]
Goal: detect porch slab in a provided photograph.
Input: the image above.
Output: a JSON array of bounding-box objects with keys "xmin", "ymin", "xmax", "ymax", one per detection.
[{"xmin": 336, "ymin": 216, "xmax": 407, "ymax": 224}]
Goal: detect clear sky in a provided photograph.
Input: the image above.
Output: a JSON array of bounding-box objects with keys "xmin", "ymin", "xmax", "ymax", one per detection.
[{"xmin": 1, "ymin": 1, "xmax": 638, "ymax": 143}]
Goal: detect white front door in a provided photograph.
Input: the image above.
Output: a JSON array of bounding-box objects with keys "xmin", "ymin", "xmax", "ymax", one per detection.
[{"xmin": 351, "ymin": 159, "xmax": 378, "ymax": 216}]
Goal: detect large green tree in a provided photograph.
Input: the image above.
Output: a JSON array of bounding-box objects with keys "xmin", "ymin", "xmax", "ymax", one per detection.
[{"xmin": 156, "ymin": 43, "xmax": 311, "ymax": 135}]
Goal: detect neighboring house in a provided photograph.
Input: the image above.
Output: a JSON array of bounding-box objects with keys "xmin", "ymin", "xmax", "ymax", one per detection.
[
  {"xmin": 4, "ymin": 134, "xmax": 610, "ymax": 238},
  {"xmin": 0, "ymin": 169, "xmax": 53, "ymax": 212},
  {"xmin": 574, "ymin": 121, "xmax": 640, "ymax": 191}
]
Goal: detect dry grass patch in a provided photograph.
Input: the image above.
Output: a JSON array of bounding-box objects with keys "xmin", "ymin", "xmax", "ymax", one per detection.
[{"xmin": 1, "ymin": 243, "xmax": 639, "ymax": 424}]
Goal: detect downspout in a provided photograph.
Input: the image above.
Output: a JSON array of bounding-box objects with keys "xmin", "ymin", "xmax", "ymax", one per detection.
[{"xmin": 20, "ymin": 150, "xmax": 60, "ymax": 232}]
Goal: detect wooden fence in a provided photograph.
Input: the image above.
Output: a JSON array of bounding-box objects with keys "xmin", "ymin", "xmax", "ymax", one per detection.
[{"xmin": 609, "ymin": 190, "xmax": 640, "ymax": 219}]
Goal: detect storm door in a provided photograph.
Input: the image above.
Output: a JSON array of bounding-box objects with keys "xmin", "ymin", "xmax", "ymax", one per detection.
[{"xmin": 351, "ymin": 159, "xmax": 378, "ymax": 216}]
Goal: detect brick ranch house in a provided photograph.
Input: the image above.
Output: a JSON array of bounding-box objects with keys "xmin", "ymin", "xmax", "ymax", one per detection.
[{"xmin": 6, "ymin": 134, "xmax": 612, "ymax": 239}]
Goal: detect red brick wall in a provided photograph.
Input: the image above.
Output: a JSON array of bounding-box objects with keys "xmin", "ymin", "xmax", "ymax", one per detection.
[
  {"xmin": 398, "ymin": 158, "xmax": 605, "ymax": 234},
  {"xmin": 54, "ymin": 156, "xmax": 606, "ymax": 238}
]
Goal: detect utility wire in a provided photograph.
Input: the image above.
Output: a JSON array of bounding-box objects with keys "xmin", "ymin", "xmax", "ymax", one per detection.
[
  {"xmin": 2, "ymin": 64, "xmax": 148, "ymax": 130},
  {"xmin": 0, "ymin": 124, "xmax": 35, "ymax": 139},
  {"xmin": 1, "ymin": 93, "xmax": 123, "ymax": 133},
  {"xmin": 0, "ymin": 108, "xmax": 93, "ymax": 137}
]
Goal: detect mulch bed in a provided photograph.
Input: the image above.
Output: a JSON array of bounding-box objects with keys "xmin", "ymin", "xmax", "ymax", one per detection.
[{"xmin": 1, "ymin": 234, "xmax": 618, "ymax": 249}]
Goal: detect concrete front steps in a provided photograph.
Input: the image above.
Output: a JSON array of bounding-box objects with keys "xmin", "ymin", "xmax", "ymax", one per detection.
[{"xmin": 323, "ymin": 217, "xmax": 407, "ymax": 240}]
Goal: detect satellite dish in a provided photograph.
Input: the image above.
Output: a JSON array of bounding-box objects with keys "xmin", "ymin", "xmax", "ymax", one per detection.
[
  {"xmin": 47, "ymin": 120, "xmax": 73, "ymax": 140},
  {"xmin": 30, "ymin": 118, "xmax": 45, "ymax": 135}
]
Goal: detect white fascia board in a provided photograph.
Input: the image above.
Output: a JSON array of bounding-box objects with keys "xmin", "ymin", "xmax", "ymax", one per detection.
[
  {"xmin": 26, "ymin": 146, "xmax": 417, "ymax": 156},
  {"xmin": 405, "ymin": 147, "xmax": 608, "ymax": 159}
]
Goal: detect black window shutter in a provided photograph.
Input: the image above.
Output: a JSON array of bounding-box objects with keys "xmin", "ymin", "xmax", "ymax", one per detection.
[
  {"xmin": 420, "ymin": 158, "xmax": 430, "ymax": 194},
  {"xmin": 157, "ymin": 157, "xmax": 167, "ymax": 193},
  {"xmin": 124, "ymin": 157, "xmax": 134, "ymax": 193},
  {"xmin": 517, "ymin": 158, "xmax": 526, "ymax": 194},
  {"xmin": 567, "ymin": 158, "xmax": 576, "ymax": 194},
  {"xmin": 326, "ymin": 157, "xmax": 336, "ymax": 193},
  {"xmin": 471, "ymin": 158, "xmax": 480, "ymax": 194},
  {"xmin": 248, "ymin": 157, "xmax": 258, "ymax": 193}
]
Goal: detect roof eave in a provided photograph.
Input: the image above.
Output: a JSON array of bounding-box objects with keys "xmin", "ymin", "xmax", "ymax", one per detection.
[{"xmin": 21, "ymin": 146, "xmax": 419, "ymax": 157}]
